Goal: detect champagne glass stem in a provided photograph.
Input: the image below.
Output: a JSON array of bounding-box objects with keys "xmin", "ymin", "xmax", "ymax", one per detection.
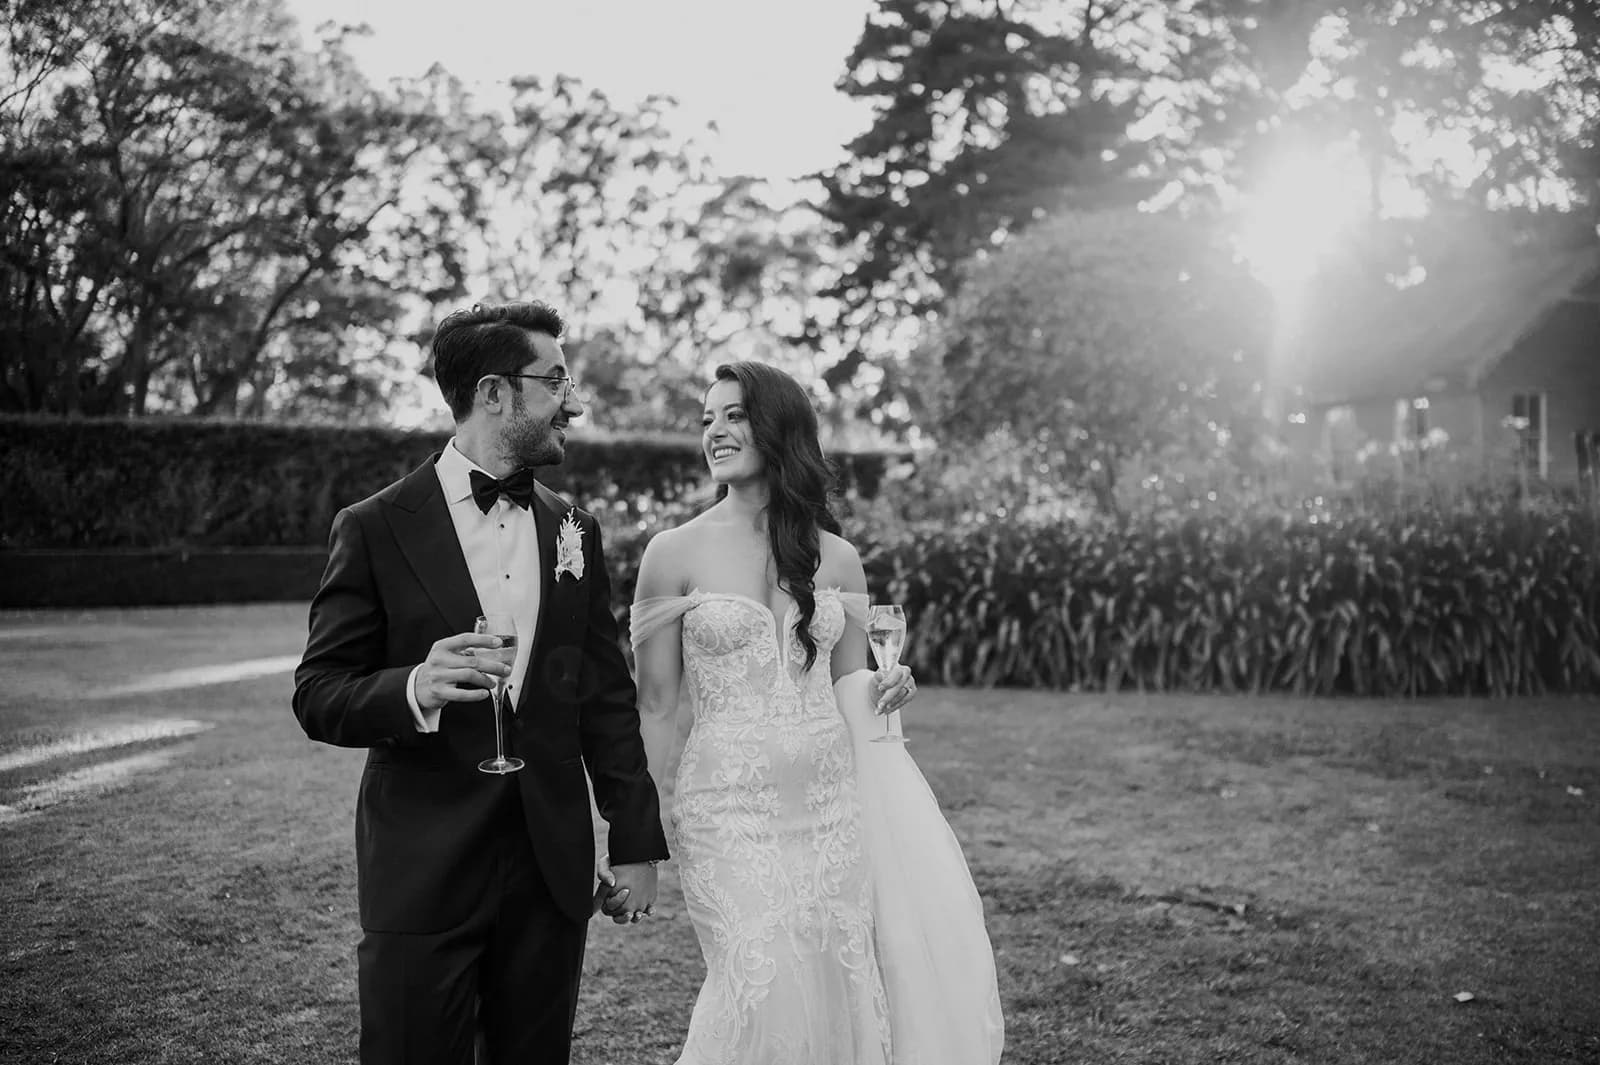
[
  {"xmin": 491, "ymin": 688, "xmax": 507, "ymax": 766},
  {"xmin": 882, "ymin": 655, "xmax": 897, "ymax": 739}
]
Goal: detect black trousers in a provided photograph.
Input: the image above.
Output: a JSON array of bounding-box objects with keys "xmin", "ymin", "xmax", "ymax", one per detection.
[{"xmin": 356, "ymin": 804, "xmax": 587, "ymax": 1065}]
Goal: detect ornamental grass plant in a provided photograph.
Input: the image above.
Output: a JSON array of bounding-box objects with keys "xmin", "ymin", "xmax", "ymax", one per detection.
[{"xmin": 848, "ymin": 450, "xmax": 1600, "ymax": 697}]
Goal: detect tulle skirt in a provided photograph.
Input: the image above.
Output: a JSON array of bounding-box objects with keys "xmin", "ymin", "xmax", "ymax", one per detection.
[{"xmin": 835, "ymin": 671, "xmax": 1006, "ymax": 1065}]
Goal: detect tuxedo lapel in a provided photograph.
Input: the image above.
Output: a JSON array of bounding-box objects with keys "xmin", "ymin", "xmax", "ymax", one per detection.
[
  {"xmin": 385, "ymin": 456, "xmax": 481, "ymax": 635},
  {"xmin": 516, "ymin": 484, "xmax": 563, "ymax": 714},
  {"xmin": 530, "ymin": 486, "xmax": 561, "ymax": 653}
]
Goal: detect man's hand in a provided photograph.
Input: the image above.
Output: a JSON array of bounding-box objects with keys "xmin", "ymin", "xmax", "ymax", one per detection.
[
  {"xmin": 414, "ymin": 632, "xmax": 508, "ymax": 712},
  {"xmin": 595, "ymin": 854, "xmax": 659, "ymax": 925},
  {"xmin": 872, "ymin": 663, "xmax": 916, "ymax": 715}
]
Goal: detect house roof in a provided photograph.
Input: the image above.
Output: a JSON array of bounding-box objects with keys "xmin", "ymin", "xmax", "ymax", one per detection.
[{"xmin": 1290, "ymin": 244, "xmax": 1600, "ymax": 408}]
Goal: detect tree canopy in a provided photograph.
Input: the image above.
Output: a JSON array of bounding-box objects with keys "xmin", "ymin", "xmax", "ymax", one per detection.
[
  {"xmin": 925, "ymin": 206, "xmax": 1271, "ymax": 510},
  {"xmin": 3, "ymin": 0, "xmax": 465, "ymax": 417},
  {"xmin": 819, "ymin": 0, "xmax": 1599, "ymax": 413},
  {"xmin": 4, "ymin": 0, "xmax": 1594, "ymax": 449},
  {"xmin": 1, "ymin": 0, "xmax": 820, "ymax": 426}
]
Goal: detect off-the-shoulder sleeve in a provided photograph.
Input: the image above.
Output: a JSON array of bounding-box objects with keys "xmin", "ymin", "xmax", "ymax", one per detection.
[
  {"xmin": 838, "ymin": 591, "xmax": 870, "ymax": 628},
  {"xmin": 630, "ymin": 595, "xmax": 696, "ymax": 653}
]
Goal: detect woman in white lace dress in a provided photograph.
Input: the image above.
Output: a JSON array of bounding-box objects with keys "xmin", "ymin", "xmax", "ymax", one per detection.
[{"xmin": 626, "ymin": 362, "xmax": 1004, "ymax": 1065}]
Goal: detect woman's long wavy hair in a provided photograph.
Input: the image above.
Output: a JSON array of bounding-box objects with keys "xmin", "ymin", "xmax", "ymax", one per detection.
[{"xmin": 710, "ymin": 361, "xmax": 842, "ymax": 673}]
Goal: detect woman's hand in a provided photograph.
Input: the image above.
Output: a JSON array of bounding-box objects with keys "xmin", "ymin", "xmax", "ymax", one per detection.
[{"xmin": 871, "ymin": 663, "xmax": 916, "ymax": 715}]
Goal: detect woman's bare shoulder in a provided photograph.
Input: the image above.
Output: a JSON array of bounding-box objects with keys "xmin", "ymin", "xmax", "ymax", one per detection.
[
  {"xmin": 638, "ymin": 522, "xmax": 695, "ymax": 597},
  {"xmin": 639, "ymin": 508, "xmax": 736, "ymax": 592},
  {"xmin": 818, "ymin": 529, "xmax": 867, "ymax": 593},
  {"xmin": 646, "ymin": 506, "xmax": 718, "ymax": 547},
  {"xmin": 820, "ymin": 529, "xmax": 862, "ymax": 564}
]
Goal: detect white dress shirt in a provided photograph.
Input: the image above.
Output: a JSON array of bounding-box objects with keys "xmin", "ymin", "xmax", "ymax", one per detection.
[{"xmin": 408, "ymin": 439, "xmax": 542, "ymax": 732}]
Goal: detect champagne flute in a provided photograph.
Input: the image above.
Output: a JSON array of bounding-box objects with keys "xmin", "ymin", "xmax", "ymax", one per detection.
[
  {"xmin": 866, "ymin": 604, "xmax": 908, "ymax": 744},
  {"xmin": 474, "ymin": 614, "xmax": 524, "ymax": 775}
]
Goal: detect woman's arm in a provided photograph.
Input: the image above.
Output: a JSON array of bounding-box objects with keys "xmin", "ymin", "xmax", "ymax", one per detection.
[
  {"xmin": 826, "ymin": 534, "xmax": 872, "ymax": 683},
  {"xmin": 632, "ymin": 530, "xmax": 689, "ymax": 787},
  {"xmin": 823, "ymin": 532, "xmax": 915, "ymax": 713}
]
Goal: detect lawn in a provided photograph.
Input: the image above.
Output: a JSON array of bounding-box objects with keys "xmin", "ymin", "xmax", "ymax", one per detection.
[{"xmin": 1, "ymin": 604, "xmax": 1597, "ymax": 1065}]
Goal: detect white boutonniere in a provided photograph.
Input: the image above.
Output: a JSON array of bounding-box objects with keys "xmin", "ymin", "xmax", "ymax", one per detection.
[{"xmin": 554, "ymin": 509, "xmax": 585, "ymax": 582}]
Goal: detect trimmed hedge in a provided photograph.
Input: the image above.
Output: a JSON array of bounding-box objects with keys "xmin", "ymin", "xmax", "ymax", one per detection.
[
  {"xmin": 0, "ymin": 415, "xmax": 905, "ymax": 549},
  {"xmin": 0, "ymin": 547, "xmax": 328, "ymax": 607},
  {"xmin": 862, "ymin": 501, "xmax": 1600, "ymax": 696},
  {"xmin": 10, "ymin": 416, "xmax": 1598, "ymax": 697}
]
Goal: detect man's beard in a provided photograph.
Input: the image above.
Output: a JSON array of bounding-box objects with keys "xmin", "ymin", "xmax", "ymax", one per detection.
[{"xmin": 502, "ymin": 390, "xmax": 564, "ymax": 469}]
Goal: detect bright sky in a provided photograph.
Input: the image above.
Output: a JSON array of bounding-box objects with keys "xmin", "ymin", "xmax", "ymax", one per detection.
[{"xmin": 285, "ymin": 0, "xmax": 876, "ymax": 181}]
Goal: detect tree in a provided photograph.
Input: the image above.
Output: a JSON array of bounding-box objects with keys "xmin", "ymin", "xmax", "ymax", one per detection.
[
  {"xmin": 447, "ymin": 77, "xmax": 712, "ymax": 331},
  {"xmin": 625, "ymin": 177, "xmax": 849, "ymax": 433},
  {"xmin": 4, "ymin": 2, "xmax": 822, "ymax": 424},
  {"xmin": 822, "ymin": 0, "xmax": 1163, "ymax": 290},
  {"xmin": 1, "ymin": 0, "xmax": 474, "ymax": 418},
  {"xmin": 394, "ymin": 80, "xmax": 837, "ymax": 434},
  {"xmin": 1162, "ymin": 0, "xmax": 1600, "ymax": 267},
  {"xmin": 815, "ymin": 0, "xmax": 1181, "ymax": 404},
  {"xmin": 1, "ymin": 0, "xmax": 134, "ymax": 413},
  {"xmin": 924, "ymin": 207, "xmax": 1271, "ymax": 510},
  {"xmin": 817, "ymin": 0, "xmax": 1600, "ymax": 424},
  {"xmin": 4, "ymin": 1, "xmax": 873, "ymax": 426}
]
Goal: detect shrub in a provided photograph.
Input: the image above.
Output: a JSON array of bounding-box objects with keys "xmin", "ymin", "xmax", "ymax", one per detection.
[
  {"xmin": 861, "ymin": 496, "xmax": 1600, "ymax": 696},
  {"xmin": 0, "ymin": 415, "xmax": 904, "ymax": 548}
]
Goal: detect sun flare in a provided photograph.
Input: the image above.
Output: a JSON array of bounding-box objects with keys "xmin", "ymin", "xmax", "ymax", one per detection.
[{"xmin": 1235, "ymin": 146, "xmax": 1372, "ymax": 303}]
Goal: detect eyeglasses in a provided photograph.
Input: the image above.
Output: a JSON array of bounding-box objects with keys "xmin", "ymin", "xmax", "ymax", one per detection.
[{"xmin": 488, "ymin": 372, "xmax": 586, "ymax": 401}]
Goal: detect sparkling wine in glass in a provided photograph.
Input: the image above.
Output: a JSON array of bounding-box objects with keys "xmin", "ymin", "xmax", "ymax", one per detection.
[
  {"xmin": 474, "ymin": 614, "xmax": 524, "ymax": 775},
  {"xmin": 866, "ymin": 604, "xmax": 908, "ymax": 744}
]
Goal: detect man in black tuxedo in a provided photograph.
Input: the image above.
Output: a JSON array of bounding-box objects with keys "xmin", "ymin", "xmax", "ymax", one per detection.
[{"xmin": 293, "ymin": 300, "xmax": 667, "ymax": 1065}]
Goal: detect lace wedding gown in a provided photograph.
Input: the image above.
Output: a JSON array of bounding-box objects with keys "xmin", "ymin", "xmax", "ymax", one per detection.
[{"xmin": 631, "ymin": 588, "xmax": 1004, "ymax": 1065}]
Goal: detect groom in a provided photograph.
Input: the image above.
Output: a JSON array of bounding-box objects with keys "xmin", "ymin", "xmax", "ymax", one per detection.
[{"xmin": 293, "ymin": 300, "xmax": 668, "ymax": 1064}]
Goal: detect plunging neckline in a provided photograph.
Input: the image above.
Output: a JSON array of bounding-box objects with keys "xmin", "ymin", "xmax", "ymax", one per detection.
[{"xmin": 687, "ymin": 587, "xmax": 843, "ymax": 672}]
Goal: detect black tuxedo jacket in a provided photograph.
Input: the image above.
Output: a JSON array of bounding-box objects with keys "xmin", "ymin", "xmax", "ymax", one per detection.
[{"xmin": 292, "ymin": 455, "xmax": 668, "ymax": 932}]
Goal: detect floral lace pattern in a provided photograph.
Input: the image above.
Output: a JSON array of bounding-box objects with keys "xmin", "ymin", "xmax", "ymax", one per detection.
[{"xmin": 670, "ymin": 588, "xmax": 891, "ymax": 1065}]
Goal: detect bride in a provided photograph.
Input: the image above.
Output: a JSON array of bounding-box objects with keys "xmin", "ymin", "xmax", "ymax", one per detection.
[{"xmin": 624, "ymin": 361, "xmax": 1004, "ymax": 1065}]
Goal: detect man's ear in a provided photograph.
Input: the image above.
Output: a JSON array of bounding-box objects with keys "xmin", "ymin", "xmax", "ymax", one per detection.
[{"xmin": 477, "ymin": 375, "xmax": 503, "ymax": 411}]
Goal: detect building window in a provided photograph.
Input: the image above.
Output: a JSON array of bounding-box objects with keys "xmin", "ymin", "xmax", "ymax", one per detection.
[
  {"xmin": 1407, "ymin": 397, "xmax": 1429, "ymax": 443},
  {"xmin": 1396, "ymin": 396, "xmax": 1431, "ymax": 466},
  {"xmin": 1510, "ymin": 392, "xmax": 1547, "ymax": 479},
  {"xmin": 1577, "ymin": 429, "xmax": 1599, "ymax": 490},
  {"xmin": 1324, "ymin": 405, "xmax": 1358, "ymax": 482}
]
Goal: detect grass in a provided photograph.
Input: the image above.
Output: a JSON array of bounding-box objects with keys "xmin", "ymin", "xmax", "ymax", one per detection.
[{"xmin": 1, "ymin": 604, "xmax": 1597, "ymax": 1064}]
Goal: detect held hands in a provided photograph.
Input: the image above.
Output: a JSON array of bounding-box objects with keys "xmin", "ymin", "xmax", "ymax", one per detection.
[
  {"xmin": 595, "ymin": 853, "xmax": 659, "ymax": 926},
  {"xmin": 871, "ymin": 663, "xmax": 917, "ymax": 716},
  {"xmin": 414, "ymin": 632, "xmax": 510, "ymax": 712}
]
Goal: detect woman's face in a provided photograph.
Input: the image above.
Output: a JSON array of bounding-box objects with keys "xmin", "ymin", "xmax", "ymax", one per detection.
[{"xmin": 702, "ymin": 378, "xmax": 764, "ymax": 485}]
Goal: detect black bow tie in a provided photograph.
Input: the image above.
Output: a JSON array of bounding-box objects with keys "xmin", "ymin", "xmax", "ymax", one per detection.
[{"xmin": 470, "ymin": 468, "xmax": 539, "ymax": 514}]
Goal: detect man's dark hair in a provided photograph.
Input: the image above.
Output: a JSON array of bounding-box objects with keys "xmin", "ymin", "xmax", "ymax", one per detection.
[{"xmin": 431, "ymin": 301, "xmax": 566, "ymax": 421}]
